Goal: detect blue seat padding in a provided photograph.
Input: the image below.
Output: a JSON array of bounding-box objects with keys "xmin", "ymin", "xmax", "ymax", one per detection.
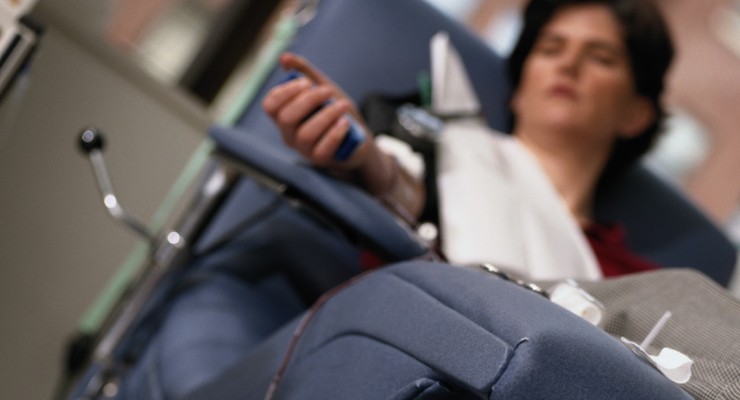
[
  {"xmin": 210, "ymin": 125, "xmax": 428, "ymax": 262},
  {"xmin": 118, "ymin": 187, "xmax": 379, "ymax": 399},
  {"xmin": 188, "ymin": 179, "xmax": 366, "ymax": 300},
  {"xmin": 119, "ymin": 272, "xmax": 305, "ymax": 400},
  {"xmin": 185, "ymin": 262, "xmax": 693, "ymax": 399}
]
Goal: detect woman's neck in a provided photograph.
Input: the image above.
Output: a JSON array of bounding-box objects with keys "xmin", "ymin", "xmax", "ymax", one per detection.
[{"xmin": 515, "ymin": 129, "xmax": 611, "ymax": 227}]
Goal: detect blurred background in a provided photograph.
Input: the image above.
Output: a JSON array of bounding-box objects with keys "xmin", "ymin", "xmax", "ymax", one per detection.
[{"xmin": 0, "ymin": 0, "xmax": 738, "ymax": 398}]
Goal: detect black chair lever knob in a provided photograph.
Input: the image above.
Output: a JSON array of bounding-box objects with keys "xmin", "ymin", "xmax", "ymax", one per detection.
[{"xmin": 79, "ymin": 127, "xmax": 105, "ymax": 154}]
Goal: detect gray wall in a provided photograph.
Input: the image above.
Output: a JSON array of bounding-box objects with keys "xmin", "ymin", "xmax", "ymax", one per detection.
[{"xmin": 0, "ymin": 4, "xmax": 210, "ymax": 400}]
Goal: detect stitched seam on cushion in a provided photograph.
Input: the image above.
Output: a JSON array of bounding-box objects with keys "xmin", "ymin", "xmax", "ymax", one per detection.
[
  {"xmin": 389, "ymin": 271, "xmax": 520, "ymax": 391},
  {"xmin": 490, "ymin": 337, "xmax": 529, "ymax": 389},
  {"xmin": 390, "ymin": 271, "xmax": 519, "ymax": 348},
  {"xmin": 298, "ymin": 272, "xmax": 515, "ymax": 391}
]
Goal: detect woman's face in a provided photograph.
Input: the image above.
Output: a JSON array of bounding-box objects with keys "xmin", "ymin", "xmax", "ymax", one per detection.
[{"xmin": 511, "ymin": 4, "xmax": 652, "ymax": 143}]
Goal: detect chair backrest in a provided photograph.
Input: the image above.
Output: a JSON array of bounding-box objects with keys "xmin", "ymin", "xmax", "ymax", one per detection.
[{"xmin": 231, "ymin": 0, "xmax": 736, "ymax": 285}]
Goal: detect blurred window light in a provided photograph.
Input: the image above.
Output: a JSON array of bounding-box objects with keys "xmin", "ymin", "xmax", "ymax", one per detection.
[
  {"xmin": 643, "ymin": 108, "xmax": 710, "ymax": 187},
  {"xmin": 422, "ymin": 0, "xmax": 479, "ymax": 21},
  {"xmin": 480, "ymin": 7, "xmax": 522, "ymax": 57},
  {"xmin": 710, "ymin": 1, "xmax": 740, "ymax": 61},
  {"xmin": 104, "ymin": 0, "xmax": 233, "ymax": 84},
  {"xmin": 422, "ymin": 0, "xmax": 523, "ymax": 57}
]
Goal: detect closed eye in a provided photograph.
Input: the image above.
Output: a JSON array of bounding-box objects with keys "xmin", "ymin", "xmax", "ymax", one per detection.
[
  {"xmin": 586, "ymin": 43, "xmax": 625, "ymax": 66},
  {"xmin": 533, "ymin": 36, "xmax": 564, "ymax": 56}
]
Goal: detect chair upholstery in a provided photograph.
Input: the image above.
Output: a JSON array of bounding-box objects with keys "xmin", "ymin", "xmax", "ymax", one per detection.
[{"xmin": 184, "ymin": 262, "xmax": 694, "ymax": 400}]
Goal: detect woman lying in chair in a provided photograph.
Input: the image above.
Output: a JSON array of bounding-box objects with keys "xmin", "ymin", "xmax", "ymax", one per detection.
[{"xmin": 263, "ymin": 0, "xmax": 675, "ymax": 281}]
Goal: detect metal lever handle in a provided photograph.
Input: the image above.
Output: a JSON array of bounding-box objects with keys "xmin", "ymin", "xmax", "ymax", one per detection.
[{"xmin": 78, "ymin": 127, "xmax": 155, "ymax": 242}]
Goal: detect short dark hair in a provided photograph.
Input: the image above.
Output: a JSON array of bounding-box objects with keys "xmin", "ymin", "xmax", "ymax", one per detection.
[{"xmin": 507, "ymin": 0, "xmax": 675, "ymax": 183}]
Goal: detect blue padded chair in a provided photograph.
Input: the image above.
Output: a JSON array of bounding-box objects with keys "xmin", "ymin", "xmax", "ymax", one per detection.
[
  {"xmin": 68, "ymin": 0, "xmax": 736, "ymax": 399},
  {"xmin": 183, "ymin": 261, "xmax": 694, "ymax": 400}
]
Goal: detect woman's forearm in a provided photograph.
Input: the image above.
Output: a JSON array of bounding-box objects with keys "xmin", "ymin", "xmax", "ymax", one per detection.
[{"xmin": 356, "ymin": 143, "xmax": 426, "ymax": 224}]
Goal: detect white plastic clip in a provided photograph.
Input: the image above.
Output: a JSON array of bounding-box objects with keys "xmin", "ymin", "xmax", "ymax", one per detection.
[
  {"xmin": 620, "ymin": 311, "xmax": 694, "ymax": 384},
  {"xmin": 549, "ymin": 279, "xmax": 604, "ymax": 326}
]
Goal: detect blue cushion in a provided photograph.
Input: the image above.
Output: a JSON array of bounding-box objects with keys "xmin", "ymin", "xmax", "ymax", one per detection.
[
  {"xmin": 119, "ymin": 273, "xmax": 304, "ymax": 400},
  {"xmin": 210, "ymin": 126, "xmax": 429, "ymax": 263},
  {"xmin": 184, "ymin": 262, "xmax": 693, "ymax": 399}
]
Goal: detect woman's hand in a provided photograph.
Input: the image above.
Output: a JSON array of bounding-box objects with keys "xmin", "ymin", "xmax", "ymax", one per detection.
[
  {"xmin": 262, "ymin": 52, "xmax": 426, "ymax": 220},
  {"xmin": 262, "ymin": 52, "xmax": 373, "ymax": 170}
]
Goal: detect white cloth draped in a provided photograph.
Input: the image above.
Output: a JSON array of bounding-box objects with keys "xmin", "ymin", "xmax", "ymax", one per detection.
[{"xmin": 436, "ymin": 118, "xmax": 603, "ymax": 281}]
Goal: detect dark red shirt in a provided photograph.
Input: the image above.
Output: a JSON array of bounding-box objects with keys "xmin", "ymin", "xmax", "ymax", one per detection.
[
  {"xmin": 361, "ymin": 222, "xmax": 661, "ymax": 276},
  {"xmin": 584, "ymin": 222, "xmax": 661, "ymax": 277}
]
